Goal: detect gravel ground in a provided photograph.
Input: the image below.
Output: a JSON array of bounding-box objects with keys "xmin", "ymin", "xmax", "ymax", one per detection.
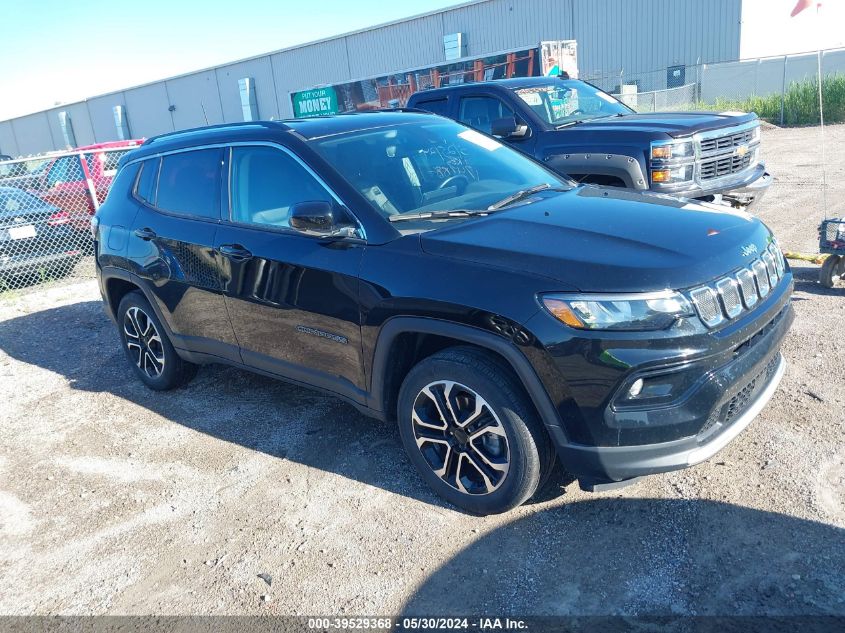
[{"xmin": 0, "ymin": 125, "xmax": 844, "ymax": 617}]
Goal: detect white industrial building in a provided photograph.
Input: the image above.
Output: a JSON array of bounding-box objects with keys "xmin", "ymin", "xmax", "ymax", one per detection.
[{"xmin": 1, "ymin": 0, "xmax": 842, "ymax": 156}]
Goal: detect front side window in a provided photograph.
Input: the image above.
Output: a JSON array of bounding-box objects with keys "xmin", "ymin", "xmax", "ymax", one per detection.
[
  {"xmin": 457, "ymin": 97, "xmax": 515, "ymax": 135},
  {"xmin": 46, "ymin": 156, "xmax": 84, "ymax": 188},
  {"xmin": 230, "ymin": 146, "xmax": 333, "ymax": 228},
  {"xmin": 309, "ymin": 119, "xmax": 571, "ymax": 226},
  {"xmin": 514, "ymin": 80, "xmax": 631, "ymax": 127},
  {"xmin": 156, "ymin": 149, "xmax": 221, "ymax": 219}
]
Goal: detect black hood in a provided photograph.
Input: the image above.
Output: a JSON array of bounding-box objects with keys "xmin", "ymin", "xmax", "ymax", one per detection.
[
  {"xmin": 565, "ymin": 111, "xmax": 758, "ymax": 138},
  {"xmin": 420, "ymin": 187, "xmax": 773, "ymax": 293}
]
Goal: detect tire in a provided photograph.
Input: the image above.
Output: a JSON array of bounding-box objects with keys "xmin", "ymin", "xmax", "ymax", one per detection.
[
  {"xmin": 397, "ymin": 346, "xmax": 553, "ymax": 515},
  {"xmin": 820, "ymin": 255, "xmax": 842, "ymax": 288},
  {"xmin": 117, "ymin": 290, "xmax": 197, "ymax": 390}
]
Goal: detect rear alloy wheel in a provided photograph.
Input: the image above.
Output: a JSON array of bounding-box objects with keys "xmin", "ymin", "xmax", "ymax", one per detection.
[
  {"xmin": 117, "ymin": 291, "xmax": 197, "ymax": 390},
  {"xmin": 398, "ymin": 347, "xmax": 553, "ymax": 515},
  {"xmin": 123, "ymin": 306, "xmax": 166, "ymax": 380}
]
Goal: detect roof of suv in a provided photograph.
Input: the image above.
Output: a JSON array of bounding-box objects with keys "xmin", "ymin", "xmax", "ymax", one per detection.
[{"xmin": 131, "ymin": 111, "xmax": 436, "ymax": 160}]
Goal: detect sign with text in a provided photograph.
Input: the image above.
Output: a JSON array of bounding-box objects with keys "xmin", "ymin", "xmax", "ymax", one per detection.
[{"xmin": 292, "ymin": 87, "xmax": 339, "ymax": 118}]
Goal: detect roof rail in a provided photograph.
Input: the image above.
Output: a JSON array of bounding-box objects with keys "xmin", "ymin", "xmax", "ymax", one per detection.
[{"xmin": 143, "ymin": 120, "xmax": 291, "ymax": 145}]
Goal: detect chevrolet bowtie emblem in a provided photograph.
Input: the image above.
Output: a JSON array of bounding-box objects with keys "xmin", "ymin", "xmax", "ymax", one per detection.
[{"xmin": 735, "ymin": 144, "xmax": 749, "ymax": 157}]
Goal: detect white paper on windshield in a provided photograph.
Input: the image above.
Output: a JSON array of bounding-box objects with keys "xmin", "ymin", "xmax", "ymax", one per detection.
[
  {"xmin": 597, "ymin": 91, "xmax": 618, "ymax": 103},
  {"xmin": 519, "ymin": 92, "xmax": 543, "ymax": 106},
  {"xmin": 458, "ymin": 129, "xmax": 503, "ymax": 151},
  {"xmin": 719, "ymin": 111, "xmax": 745, "ymax": 116}
]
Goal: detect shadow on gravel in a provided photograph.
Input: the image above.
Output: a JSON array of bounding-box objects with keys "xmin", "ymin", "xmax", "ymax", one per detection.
[
  {"xmin": 0, "ymin": 300, "xmax": 478, "ymax": 508},
  {"xmin": 790, "ymin": 264, "xmax": 845, "ymax": 296},
  {"xmin": 402, "ymin": 498, "xmax": 845, "ymax": 617}
]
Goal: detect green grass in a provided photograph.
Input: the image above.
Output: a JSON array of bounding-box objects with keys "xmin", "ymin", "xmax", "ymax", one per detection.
[{"xmin": 696, "ymin": 74, "xmax": 845, "ymax": 126}]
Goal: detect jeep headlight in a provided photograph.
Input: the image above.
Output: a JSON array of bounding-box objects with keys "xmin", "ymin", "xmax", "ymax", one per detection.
[{"xmin": 541, "ymin": 291, "xmax": 694, "ymax": 331}]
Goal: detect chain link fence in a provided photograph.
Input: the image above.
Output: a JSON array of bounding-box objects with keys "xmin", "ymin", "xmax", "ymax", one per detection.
[
  {"xmin": 0, "ymin": 146, "xmax": 134, "ymax": 292},
  {"xmin": 585, "ymin": 47, "xmax": 845, "ymax": 123}
]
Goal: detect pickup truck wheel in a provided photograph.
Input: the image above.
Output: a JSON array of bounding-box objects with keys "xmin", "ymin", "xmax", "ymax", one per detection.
[
  {"xmin": 820, "ymin": 255, "xmax": 842, "ymax": 288},
  {"xmin": 397, "ymin": 347, "xmax": 551, "ymax": 515},
  {"xmin": 117, "ymin": 291, "xmax": 197, "ymax": 390}
]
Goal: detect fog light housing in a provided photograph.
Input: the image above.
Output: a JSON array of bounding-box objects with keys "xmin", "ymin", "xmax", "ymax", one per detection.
[{"xmin": 616, "ymin": 369, "xmax": 699, "ymax": 408}]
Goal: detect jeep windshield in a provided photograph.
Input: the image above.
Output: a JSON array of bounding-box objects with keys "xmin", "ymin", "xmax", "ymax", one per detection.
[
  {"xmin": 308, "ymin": 119, "xmax": 571, "ymax": 225},
  {"xmin": 514, "ymin": 80, "xmax": 631, "ymax": 127}
]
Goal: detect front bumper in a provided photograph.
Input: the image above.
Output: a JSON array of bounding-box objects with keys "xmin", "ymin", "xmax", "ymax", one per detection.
[
  {"xmin": 652, "ymin": 162, "xmax": 772, "ymax": 211},
  {"xmin": 531, "ymin": 272, "xmax": 794, "ymax": 484},
  {"xmin": 553, "ymin": 352, "xmax": 785, "ymax": 483}
]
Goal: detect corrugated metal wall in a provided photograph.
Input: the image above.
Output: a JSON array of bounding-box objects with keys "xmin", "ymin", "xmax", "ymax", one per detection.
[{"xmin": 0, "ymin": 0, "xmax": 741, "ymax": 156}]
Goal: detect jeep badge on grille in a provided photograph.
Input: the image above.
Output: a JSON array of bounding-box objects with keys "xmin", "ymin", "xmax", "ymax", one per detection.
[{"xmin": 741, "ymin": 243, "xmax": 758, "ymax": 257}]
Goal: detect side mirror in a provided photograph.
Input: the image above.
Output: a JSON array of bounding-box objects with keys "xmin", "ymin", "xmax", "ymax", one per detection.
[
  {"xmin": 491, "ymin": 116, "xmax": 530, "ymax": 139},
  {"xmin": 289, "ymin": 200, "xmax": 357, "ymax": 238}
]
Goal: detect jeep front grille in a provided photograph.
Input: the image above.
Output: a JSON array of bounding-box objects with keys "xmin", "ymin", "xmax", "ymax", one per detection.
[{"xmin": 688, "ymin": 243, "xmax": 786, "ymax": 329}]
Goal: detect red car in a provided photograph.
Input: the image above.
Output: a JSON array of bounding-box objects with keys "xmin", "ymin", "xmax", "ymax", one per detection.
[{"xmin": 36, "ymin": 139, "xmax": 143, "ymax": 232}]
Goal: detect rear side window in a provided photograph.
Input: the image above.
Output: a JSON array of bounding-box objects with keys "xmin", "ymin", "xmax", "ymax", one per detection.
[
  {"xmin": 156, "ymin": 149, "xmax": 222, "ymax": 219},
  {"xmin": 135, "ymin": 158, "xmax": 159, "ymax": 204},
  {"xmin": 230, "ymin": 145, "xmax": 332, "ymax": 228},
  {"xmin": 414, "ymin": 98, "xmax": 449, "ymax": 116},
  {"xmin": 457, "ymin": 96, "xmax": 515, "ymax": 135}
]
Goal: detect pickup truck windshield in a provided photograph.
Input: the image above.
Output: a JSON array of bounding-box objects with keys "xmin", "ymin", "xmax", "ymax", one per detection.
[
  {"xmin": 309, "ymin": 120, "xmax": 571, "ymax": 223},
  {"xmin": 514, "ymin": 80, "xmax": 631, "ymax": 127}
]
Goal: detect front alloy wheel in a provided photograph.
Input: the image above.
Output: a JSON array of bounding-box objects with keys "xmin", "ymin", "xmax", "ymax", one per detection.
[
  {"xmin": 123, "ymin": 306, "xmax": 166, "ymax": 379},
  {"xmin": 397, "ymin": 347, "xmax": 553, "ymax": 515},
  {"xmin": 412, "ymin": 380, "xmax": 510, "ymax": 495}
]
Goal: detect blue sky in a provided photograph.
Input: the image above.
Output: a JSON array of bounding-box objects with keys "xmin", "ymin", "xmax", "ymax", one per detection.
[{"xmin": 0, "ymin": 0, "xmax": 463, "ymax": 120}]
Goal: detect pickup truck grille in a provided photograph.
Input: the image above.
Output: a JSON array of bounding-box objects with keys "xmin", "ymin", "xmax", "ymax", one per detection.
[
  {"xmin": 695, "ymin": 123, "xmax": 760, "ymax": 183},
  {"xmin": 699, "ymin": 153, "xmax": 754, "ymax": 180},
  {"xmin": 699, "ymin": 128, "xmax": 755, "ymax": 154}
]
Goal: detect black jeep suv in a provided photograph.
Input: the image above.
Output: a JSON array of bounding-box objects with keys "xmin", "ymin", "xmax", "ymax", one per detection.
[
  {"xmin": 94, "ymin": 112, "xmax": 793, "ymax": 515},
  {"xmin": 407, "ymin": 77, "xmax": 772, "ymax": 210}
]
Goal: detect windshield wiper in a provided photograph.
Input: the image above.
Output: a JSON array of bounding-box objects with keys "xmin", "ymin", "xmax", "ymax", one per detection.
[
  {"xmin": 487, "ymin": 184, "xmax": 562, "ymax": 210},
  {"xmin": 555, "ymin": 120, "xmax": 585, "ymax": 129},
  {"xmin": 388, "ymin": 209, "xmax": 490, "ymax": 223},
  {"xmin": 555, "ymin": 113, "xmax": 624, "ymax": 129}
]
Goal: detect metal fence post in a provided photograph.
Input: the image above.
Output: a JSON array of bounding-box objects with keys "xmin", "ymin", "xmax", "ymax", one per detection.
[
  {"xmin": 80, "ymin": 152, "xmax": 100, "ymax": 213},
  {"xmin": 780, "ymin": 55, "xmax": 787, "ymax": 126}
]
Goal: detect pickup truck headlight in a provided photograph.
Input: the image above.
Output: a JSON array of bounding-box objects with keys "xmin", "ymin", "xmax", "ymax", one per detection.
[
  {"xmin": 540, "ymin": 291, "xmax": 694, "ymax": 331},
  {"xmin": 651, "ymin": 164, "xmax": 694, "ymax": 184},
  {"xmin": 650, "ymin": 139, "xmax": 695, "ymax": 186},
  {"xmin": 650, "ymin": 140, "xmax": 693, "ymax": 160}
]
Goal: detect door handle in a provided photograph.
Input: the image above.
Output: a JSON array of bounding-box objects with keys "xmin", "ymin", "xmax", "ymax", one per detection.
[
  {"xmin": 218, "ymin": 243, "xmax": 253, "ymax": 261},
  {"xmin": 134, "ymin": 227, "xmax": 157, "ymax": 240}
]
